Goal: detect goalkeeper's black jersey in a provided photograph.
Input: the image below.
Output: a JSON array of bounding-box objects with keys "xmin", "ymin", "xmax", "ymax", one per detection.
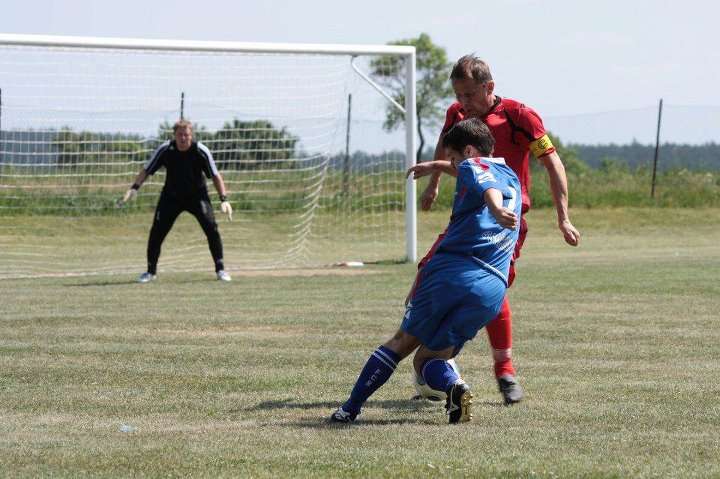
[{"xmin": 144, "ymin": 140, "xmax": 218, "ymax": 198}]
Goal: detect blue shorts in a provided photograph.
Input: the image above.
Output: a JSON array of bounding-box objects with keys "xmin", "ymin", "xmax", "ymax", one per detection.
[{"xmin": 401, "ymin": 253, "xmax": 506, "ymax": 355}]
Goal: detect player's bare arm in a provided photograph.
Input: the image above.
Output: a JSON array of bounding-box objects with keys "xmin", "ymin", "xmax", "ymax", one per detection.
[
  {"xmin": 538, "ymin": 151, "xmax": 580, "ymax": 246},
  {"xmin": 211, "ymin": 173, "xmax": 227, "ymax": 198},
  {"xmin": 132, "ymin": 169, "xmax": 149, "ymax": 188},
  {"xmin": 484, "ymin": 188, "xmax": 518, "ymax": 230},
  {"xmin": 406, "ymin": 160, "xmax": 457, "ymax": 180},
  {"xmin": 419, "ymin": 135, "xmax": 447, "ymax": 211}
]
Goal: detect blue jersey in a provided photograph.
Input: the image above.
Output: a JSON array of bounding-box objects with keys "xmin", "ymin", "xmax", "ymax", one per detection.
[
  {"xmin": 401, "ymin": 158, "xmax": 522, "ymax": 352},
  {"xmin": 435, "ymin": 157, "xmax": 522, "ymax": 286}
]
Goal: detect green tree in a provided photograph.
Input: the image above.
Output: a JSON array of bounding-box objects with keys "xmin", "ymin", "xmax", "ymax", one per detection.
[
  {"xmin": 54, "ymin": 127, "xmax": 143, "ymax": 167},
  {"xmin": 55, "ymin": 128, "xmax": 92, "ymax": 166},
  {"xmin": 370, "ymin": 33, "xmax": 454, "ymax": 161},
  {"xmin": 530, "ymin": 132, "xmax": 589, "ymax": 175},
  {"xmin": 212, "ymin": 119, "xmax": 299, "ymax": 170},
  {"xmin": 157, "ymin": 119, "xmax": 299, "ymax": 170}
]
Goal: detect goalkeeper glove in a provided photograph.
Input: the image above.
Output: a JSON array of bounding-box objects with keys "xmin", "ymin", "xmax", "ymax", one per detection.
[
  {"xmin": 220, "ymin": 195, "xmax": 233, "ymax": 221},
  {"xmin": 121, "ymin": 183, "xmax": 140, "ymax": 203}
]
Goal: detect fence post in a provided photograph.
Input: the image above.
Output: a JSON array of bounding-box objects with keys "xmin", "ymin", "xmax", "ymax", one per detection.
[
  {"xmin": 342, "ymin": 93, "xmax": 352, "ymax": 196},
  {"xmin": 651, "ymin": 98, "xmax": 663, "ymax": 197},
  {"xmin": 0, "ymin": 87, "xmax": 3, "ymax": 165}
]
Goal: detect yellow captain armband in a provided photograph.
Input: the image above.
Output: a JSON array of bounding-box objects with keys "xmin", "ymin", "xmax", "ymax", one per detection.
[{"xmin": 529, "ymin": 134, "xmax": 554, "ymax": 158}]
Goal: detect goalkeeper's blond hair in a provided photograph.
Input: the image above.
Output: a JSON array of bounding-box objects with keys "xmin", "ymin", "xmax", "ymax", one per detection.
[{"xmin": 173, "ymin": 119, "xmax": 194, "ymax": 133}]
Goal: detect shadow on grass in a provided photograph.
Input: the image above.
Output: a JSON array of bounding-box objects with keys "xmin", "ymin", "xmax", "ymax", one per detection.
[
  {"xmin": 286, "ymin": 417, "xmax": 441, "ymax": 428},
  {"xmin": 64, "ymin": 277, "xmax": 215, "ymax": 287},
  {"xmin": 64, "ymin": 279, "xmax": 140, "ymax": 287},
  {"xmin": 245, "ymin": 399, "xmax": 442, "ymax": 427},
  {"xmin": 233, "ymin": 397, "xmax": 506, "ymax": 427},
  {"xmin": 239, "ymin": 397, "xmax": 505, "ymax": 413},
  {"xmin": 238, "ymin": 398, "xmax": 438, "ymax": 413}
]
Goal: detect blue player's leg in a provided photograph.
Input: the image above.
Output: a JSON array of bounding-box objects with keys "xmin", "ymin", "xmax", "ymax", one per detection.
[
  {"xmin": 414, "ymin": 345, "xmax": 473, "ymax": 424},
  {"xmin": 330, "ymin": 345, "xmax": 400, "ymax": 423},
  {"xmin": 407, "ymin": 265, "xmax": 507, "ymax": 423},
  {"xmin": 418, "ymin": 356, "xmax": 461, "ymax": 393},
  {"xmin": 330, "ymin": 330, "xmax": 419, "ymax": 423}
]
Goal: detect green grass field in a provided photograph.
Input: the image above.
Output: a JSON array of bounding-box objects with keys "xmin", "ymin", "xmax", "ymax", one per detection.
[{"xmin": 1, "ymin": 207, "xmax": 719, "ymax": 478}]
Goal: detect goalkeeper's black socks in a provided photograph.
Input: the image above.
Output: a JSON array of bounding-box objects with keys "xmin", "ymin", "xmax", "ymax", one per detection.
[{"xmin": 214, "ymin": 258, "xmax": 225, "ymax": 273}]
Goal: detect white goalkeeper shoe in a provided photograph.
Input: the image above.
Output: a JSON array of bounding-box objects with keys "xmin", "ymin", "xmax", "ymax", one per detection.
[
  {"xmin": 137, "ymin": 272, "xmax": 156, "ymax": 283},
  {"xmin": 216, "ymin": 270, "xmax": 232, "ymax": 282}
]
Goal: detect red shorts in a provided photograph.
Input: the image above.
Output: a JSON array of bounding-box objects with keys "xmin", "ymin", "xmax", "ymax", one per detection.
[{"xmin": 417, "ymin": 217, "xmax": 528, "ymax": 288}]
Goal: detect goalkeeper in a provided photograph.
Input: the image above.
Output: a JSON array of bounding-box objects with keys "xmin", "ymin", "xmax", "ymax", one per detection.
[{"xmin": 120, "ymin": 119, "xmax": 233, "ymax": 282}]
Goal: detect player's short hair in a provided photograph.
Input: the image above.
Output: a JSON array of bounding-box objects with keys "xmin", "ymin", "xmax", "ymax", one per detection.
[
  {"xmin": 442, "ymin": 117, "xmax": 495, "ymax": 157},
  {"xmin": 173, "ymin": 119, "xmax": 194, "ymax": 133},
  {"xmin": 450, "ymin": 54, "xmax": 493, "ymax": 85}
]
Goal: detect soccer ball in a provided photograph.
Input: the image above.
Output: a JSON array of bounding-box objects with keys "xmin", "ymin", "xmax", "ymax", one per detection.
[{"xmin": 412, "ymin": 358, "xmax": 462, "ymax": 401}]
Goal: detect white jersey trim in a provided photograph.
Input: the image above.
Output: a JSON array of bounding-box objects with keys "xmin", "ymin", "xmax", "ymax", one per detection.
[
  {"xmin": 469, "ymin": 255, "xmax": 509, "ymax": 287},
  {"xmin": 144, "ymin": 140, "xmax": 172, "ymax": 173},
  {"xmin": 468, "ymin": 156, "xmax": 505, "ymax": 165},
  {"xmin": 197, "ymin": 142, "xmax": 219, "ymax": 177}
]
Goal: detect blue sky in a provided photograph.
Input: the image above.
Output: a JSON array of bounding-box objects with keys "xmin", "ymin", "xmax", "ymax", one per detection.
[{"xmin": 1, "ymin": 0, "xmax": 718, "ymax": 144}]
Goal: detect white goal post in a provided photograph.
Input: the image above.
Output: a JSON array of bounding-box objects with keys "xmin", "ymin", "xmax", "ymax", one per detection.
[{"xmin": 0, "ymin": 34, "xmax": 417, "ymax": 278}]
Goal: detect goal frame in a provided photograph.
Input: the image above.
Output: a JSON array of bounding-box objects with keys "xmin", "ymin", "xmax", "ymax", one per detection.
[{"xmin": 0, "ymin": 33, "xmax": 418, "ymax": 262}]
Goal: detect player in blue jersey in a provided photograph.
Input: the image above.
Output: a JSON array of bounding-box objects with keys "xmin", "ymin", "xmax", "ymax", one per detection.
[{"xmin": 331, "ymin": 118, "xmax": 522, "ymax": 424}]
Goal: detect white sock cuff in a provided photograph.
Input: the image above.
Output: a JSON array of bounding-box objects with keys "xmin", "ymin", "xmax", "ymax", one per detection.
[{"xmin": 492, "ymin": 348, "xmax": 512, "ymax": 362}]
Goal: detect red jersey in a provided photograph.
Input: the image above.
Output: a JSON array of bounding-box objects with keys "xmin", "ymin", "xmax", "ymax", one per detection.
[{"xmin": 441, "ymin": 96, "xmax": 555, "ymax": 213}]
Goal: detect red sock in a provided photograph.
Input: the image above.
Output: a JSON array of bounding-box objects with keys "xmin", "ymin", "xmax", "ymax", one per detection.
[{"xmin": 486, "ymin": 296, "xmax": 515, "ymax": 378}]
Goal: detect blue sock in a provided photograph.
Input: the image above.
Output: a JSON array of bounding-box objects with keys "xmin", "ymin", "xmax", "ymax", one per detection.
[
  {"xmin": 342, "ymin": 345, "xmax": 401, "ymax": 415},
  {"xmin": 421, "ymin": 358, "xmax": 460, "ymax": 393}
]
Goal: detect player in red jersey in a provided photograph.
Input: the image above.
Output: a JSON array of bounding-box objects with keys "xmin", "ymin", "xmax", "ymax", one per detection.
[{"xmin": 412, "ymin": 55, "xmax": 581, "ymax": 404}]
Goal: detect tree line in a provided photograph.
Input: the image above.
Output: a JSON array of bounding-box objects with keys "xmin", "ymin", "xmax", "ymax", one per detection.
[
  {"xmin": 2, "ymin": 124, "xmax": 719, "ymax": 172},
  {"xmin": 50, "ymin": 119, "xmax": 299, "ymax": 171},
  {"xmin": 568, "ymin": 141, "xmax": 719, "ymax": 172}
]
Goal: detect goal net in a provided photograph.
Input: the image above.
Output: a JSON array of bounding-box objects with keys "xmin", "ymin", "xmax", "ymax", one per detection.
[{"xmin": 0, "ymin": 35, "xmax": 417, "ymax": 279}]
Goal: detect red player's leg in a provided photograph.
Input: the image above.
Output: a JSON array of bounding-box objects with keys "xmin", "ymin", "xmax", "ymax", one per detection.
[
  {"xmin": 486, "ymin": 296, "xmax": 515, "ymax": 378},
  {"xmin": 486, "ymin": 295, "xmax": 523, "ymax": 404},
  {"xmin": 485, "ymin": 215, "xmax": 528, "ymax": 405}
]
